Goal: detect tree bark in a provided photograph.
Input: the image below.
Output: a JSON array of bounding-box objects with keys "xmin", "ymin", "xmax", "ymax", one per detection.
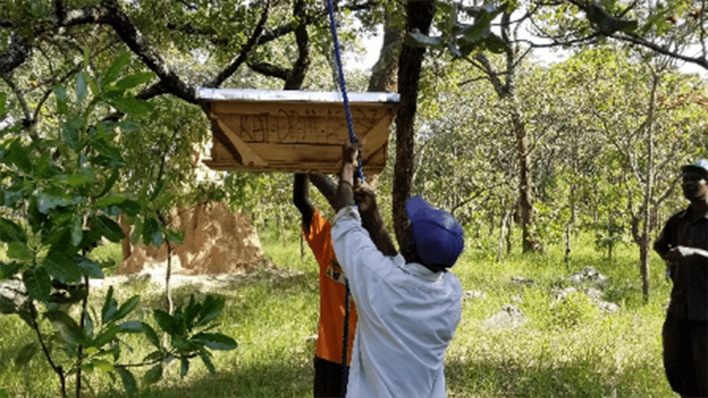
[
  {"xmin": 512, "ymin": 111, "xmax": 537, "ymax": 253},
  {"xmin": 641, "ymin": 72, "xmax": 659, "ymax": 302},
  {"xmin": 392, "ymin": 0, "xmax": 435, "ymax": 247},
  {"xmin": 367, "ymin": 9, "xmax": 404, "ymax": 93}
]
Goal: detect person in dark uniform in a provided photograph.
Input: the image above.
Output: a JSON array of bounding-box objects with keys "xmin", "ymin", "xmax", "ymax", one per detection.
[{"xmin": 654, "ymin": 159, "xmax": 708, "ymax": 397}]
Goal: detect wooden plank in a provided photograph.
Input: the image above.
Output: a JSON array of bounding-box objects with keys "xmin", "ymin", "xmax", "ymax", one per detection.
[
  {"xmin": 215, "ymin": 119, "xmax": 268, "ymax": 167},
  {"xmin": 214, "ymin": 111, "xmax": 387, "ymax": 145},
  {"xmin": 212, "ymin": 101, "xmax": 392, "ymax": 117},
  {"xmin": 203, "ymin": 160, "xmax": 384, "ymax": 175}
]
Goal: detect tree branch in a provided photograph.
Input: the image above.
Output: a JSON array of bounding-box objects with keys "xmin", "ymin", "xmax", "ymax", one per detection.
[
  {"xmin": 205, "ymin": 0, "xmax": 271, "ymax": 88},
  {"xmin": 284, "ymin": 0, "xmax": 310, "ymax": 89},
  {"xmin": 0, "ymin": 33, "xmax": 31, "ymax": 76},
  {"xmin": 96, "ymin": 0, "xmax": 196, "ymax": 103},
  {"xmin": 247, "ymin": 60, "xmax": 289, "ymax": 80}
]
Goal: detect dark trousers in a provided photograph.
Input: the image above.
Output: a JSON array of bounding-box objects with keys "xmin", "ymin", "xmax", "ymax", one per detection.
[
  {"xmin": 663, "ymin": 313, "xmax": 708, "ymax": 397},
  {"xmin": 314, "ymin": 356, "xmax": 348, "ymax": 398}
]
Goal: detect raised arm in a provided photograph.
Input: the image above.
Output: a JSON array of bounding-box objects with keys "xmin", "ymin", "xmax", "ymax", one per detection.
[
  {"xmin": 335, "ymin": 141, "xmax": 359, "ymax": 212},
  {"xmin": 355, "ymin": 186, "xmax": 398, "ymax": 257},
  {"xmin": 293, "ymin": 173, "xmax": 315, "ymax": 233}
]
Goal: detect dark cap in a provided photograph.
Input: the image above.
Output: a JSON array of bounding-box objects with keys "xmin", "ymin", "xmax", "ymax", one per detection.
[
  {"xmin": 682, "ymin": 159, "xmax": 708, "ymax": 178},
  {"xmin": 405, "ymin": 196, "xmax": 464, "ymax": 268}
]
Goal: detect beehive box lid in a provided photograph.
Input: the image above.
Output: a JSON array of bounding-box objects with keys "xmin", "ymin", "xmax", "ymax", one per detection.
[{"xmin": 197, "ymin": 88, "xmax": 399, "ymax": 175}]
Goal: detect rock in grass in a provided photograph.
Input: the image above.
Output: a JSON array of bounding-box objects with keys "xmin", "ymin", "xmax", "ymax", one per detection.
[
  {"xmin": 483, "ymin": 304, "xmax": 526, "ymax": 329},
  {"xmin": 567, "ymin": 266, "xmax": 609, "ymax": 288}
]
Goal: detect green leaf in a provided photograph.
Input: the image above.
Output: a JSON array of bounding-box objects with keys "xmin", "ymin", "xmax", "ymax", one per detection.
[
  {"xmin": 91, "ymin": 358, "xmax": 115, "ymax": 373},
  {"xmin": 109, "ymin": 97, "xmax": 153, "ymax": 117},
  {"xmin": 484, "ymin": 34, "xmax": 508, "ymax": 54},
  {"xmin": 102, "ymin": 286, "xmax": 118, "ymax": 324},
  {"xmin": 103, "ymin": 52, "xmax": 132, "ymax": 85},
  {"xmin": 2, "ymin": 189, "xmax": 23, "ymax": 208},
  {"xmin": 118, "ymin": 321, "xmax": 144, "ymax": 333},
  {"xmin": 0, "ymin": 261, "xmax": 22, "ymax": 278},
  {"xmin": 94, "ymin": 195, "xmax": 126, "ymax": 208},
  {"xmin": 196, "ymin": 296, "xmax": 225, "ymax": 327},
  {"xmin": 8, "ymin": 139, "xmax": 32, "ymax": 173},
  {"xmin": 191, "ymin": 333, "xmax": 237, "ymax": 351},
  {"xmin": 62, "ymin": 173, "xmax": 93, "ymax": 187},
  {"xmin": 84, "ymin": 309, "xmax": 94, "ymax": 340},
  {"xmin": 142, "ymin": 217, "xmax": 162, "ymax": 248},
  {"xmin": 130, "ymin": 217, "xmax": 143, "ymax": 245},
  {"xmin": 141, "ymin": 322, "xmax": 160, "ymax": 348},
  {"xmin": 23, "ymin": 267, "xmax": 51, "ymax": 301},
  {"xmin": 143, "ymin": 363, "xmax": 163, "ymax": 384},
  {"xmin": 114, "ymin": 296, "xmax": 140, "ymax": 321},
  {"xmin": 180, "ymin": 357, "xmax": 189, "ymax": 378},
  {"xmin": 14, "ymin": 341, "xmax": 39, "ymax": 367},
  {"xmin": 78, "ymin": 257, "xmax": 104, "ymax": 278},
  {"xmin": 118, "ymin": 121, "xmax": 141, "ymax": 131},
  {"xmin": 96, "ymin": 169, "xmax": 120, "ymax": 199},
  {"xmin": 149, "ymin": 179, "xmax": 165, "ymax": 202},
  {"xmin": 91, "ymin": 136, "xmax": 123, "ymax": 161},
  {"xmin": 37, "ymin": 191, "xmax": 71, "ymax": 214},
  {"xmin": 199, "ymin": 350, "xmax": 215, "ymax": 375},
  {"xmin": 143, "ymin": 350, "xmax": 164, "ymax": 363},
  {"xmin": 164, "ymin": 229, "xmax": 185, "ymax": 245},
  {"xmin": 71, "ymin": 215, "xmax": 83, "ymax": 246},
  {"xmin": 43, "ymin": 252, "xmax": 82, "ymax": 283},
  {"xmin": 184, "ymin": 295, "xmax": 199, "ymax": 328},
  {"xmin": 0, "ymin": 218, "xmax": 27, "ymax": 243},
  {"xmin": 7, "ymin": 241, "xmax": 32, "ymax": 260},
  {"xmin": 91, "ymin": 324, "xmax": 119, "ymax": 348},
  {"xmin": 45, "ymin": 310, "xmax": 84, "ymax": 346},
  {"xmin": 115, "ymin": 366, "xmax": 138, "ymax": 398},
  {"xmin": 53, "ymin": 85, "xmax": 68, "ymax": 115},
  {"xmin": 61, "ymin": 118, "xmax": 82, "ymax": 152},
  {"xmin": 76, "ymin": 72, "xmax": 88, "ymax": 104},
  {"xmin": 34, "ymin": 152, "xmax": 51, "ymax": 177},
  {"xmin": 91, "ymin": 215, "xmax": 125, "ymax": 243},
  {"xmin": 405, "ymin": 31, "xmax": 443, "ymax": 48},
  {"xmin": 116, "ymin": 72, "xmax": 154, "ymax": 90},
  {"xmin": 0, "ymin": 91, "xmax": 5, "ymax": 115},
  {"xmin": 153, "ymin": 309, "xmax": 178, "ymax": 334},
  {"xmin": 114, "ymin": 199, "xmax": 141, "ymax": 216}
]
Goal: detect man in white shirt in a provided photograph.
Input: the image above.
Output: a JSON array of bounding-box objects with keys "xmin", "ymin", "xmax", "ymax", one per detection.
[{"xmin": 331, "ymin": 141, "xmax": 463, "ymax": 398}]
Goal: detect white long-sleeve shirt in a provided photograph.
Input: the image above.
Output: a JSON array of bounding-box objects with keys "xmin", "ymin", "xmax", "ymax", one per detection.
[{"xmin": 331, "ymin": 206, "xmax": 462, "ymax": 398}]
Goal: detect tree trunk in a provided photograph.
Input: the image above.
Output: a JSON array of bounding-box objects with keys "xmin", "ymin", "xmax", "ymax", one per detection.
[
  {"xmin": 165, "ymin": 241, "xmax": 174, "ymax": 315},
  {"xmin": 641, "ymin": 73, "xmax": 659, "ymax": 302},
  {"xmin": 564, "ymin": 224, "xmax": 571, "ymax": 269},
  {"xmin": 497, "ymin": 209, "xmax": 511, "ymax": 262},
  {"xmin": 392, "ymin": 0, "xmax": 435, "ymax": 248},
  {"xmin": 119, "ymin": 213, "xmax": 132, "ymax": 261},
  {"xmin": 506, "ymin": 205, "xmax": 513, "ymax": 255},
  {"xmin": 367, "ymin": 8, "xmax": 403, "ymax": 93},
  {"xmin": 512, "ymin": 112, "xmax": 537, "ymax": 253}
]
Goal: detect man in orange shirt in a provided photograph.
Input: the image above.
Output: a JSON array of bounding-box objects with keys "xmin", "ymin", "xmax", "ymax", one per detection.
[{"xmin": 293, "ymin": 173, "xmax": 357, "ymax": 398}]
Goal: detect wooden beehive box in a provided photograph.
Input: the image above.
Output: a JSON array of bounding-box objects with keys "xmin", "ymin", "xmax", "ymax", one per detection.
[{"xmin": 196, "ymin": 88, "xmax": 399, "ymax": 175}]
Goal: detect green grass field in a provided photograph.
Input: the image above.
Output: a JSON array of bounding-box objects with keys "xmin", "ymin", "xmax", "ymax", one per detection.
[{"xmin": 0, "ymin": 229, "xmax": 676, "ymax": 397}]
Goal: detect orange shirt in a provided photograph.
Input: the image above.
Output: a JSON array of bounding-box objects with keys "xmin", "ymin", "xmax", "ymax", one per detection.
[{"xmin": 304, "ymin": 209, "xmax": 358, "ymax": 365}]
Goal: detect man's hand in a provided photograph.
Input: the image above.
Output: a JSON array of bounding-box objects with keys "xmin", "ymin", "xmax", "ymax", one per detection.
[
  {"xmin": 336, "ymin": 140, "xmax": 361, "ymax": 211},
  {"xmin": 354, "ymin": 185, "xmax": 377, "ymax": 213},
  {"xmin": 342, "ymin": 139, "xmax": 362, "ymax": 166}
]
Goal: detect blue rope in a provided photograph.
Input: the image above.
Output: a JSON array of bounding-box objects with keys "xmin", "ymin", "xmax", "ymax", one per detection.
[
  {"xmin": 325, "ymin": 0, "xmax": 362, "ymax": 396},
  {"xmin": 325, "ymin": 0, "xmax": 364, "ymax": 184}
]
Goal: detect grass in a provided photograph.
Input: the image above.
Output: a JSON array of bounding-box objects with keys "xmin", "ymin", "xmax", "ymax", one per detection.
[{"xmin": 0, "ymin": 228, "xmax": 676, "ymax": 397}]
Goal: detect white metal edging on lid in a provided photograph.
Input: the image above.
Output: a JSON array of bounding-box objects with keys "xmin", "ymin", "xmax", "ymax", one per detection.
[{"xmin": 195, "ymin": 88, "xmax": 400, "ymax": 104}]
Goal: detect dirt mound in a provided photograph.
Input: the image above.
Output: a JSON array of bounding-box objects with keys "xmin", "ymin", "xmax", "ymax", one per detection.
[{"xmin": 119, "ymin": 202, "xmax": 264, "ymax": 275}]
